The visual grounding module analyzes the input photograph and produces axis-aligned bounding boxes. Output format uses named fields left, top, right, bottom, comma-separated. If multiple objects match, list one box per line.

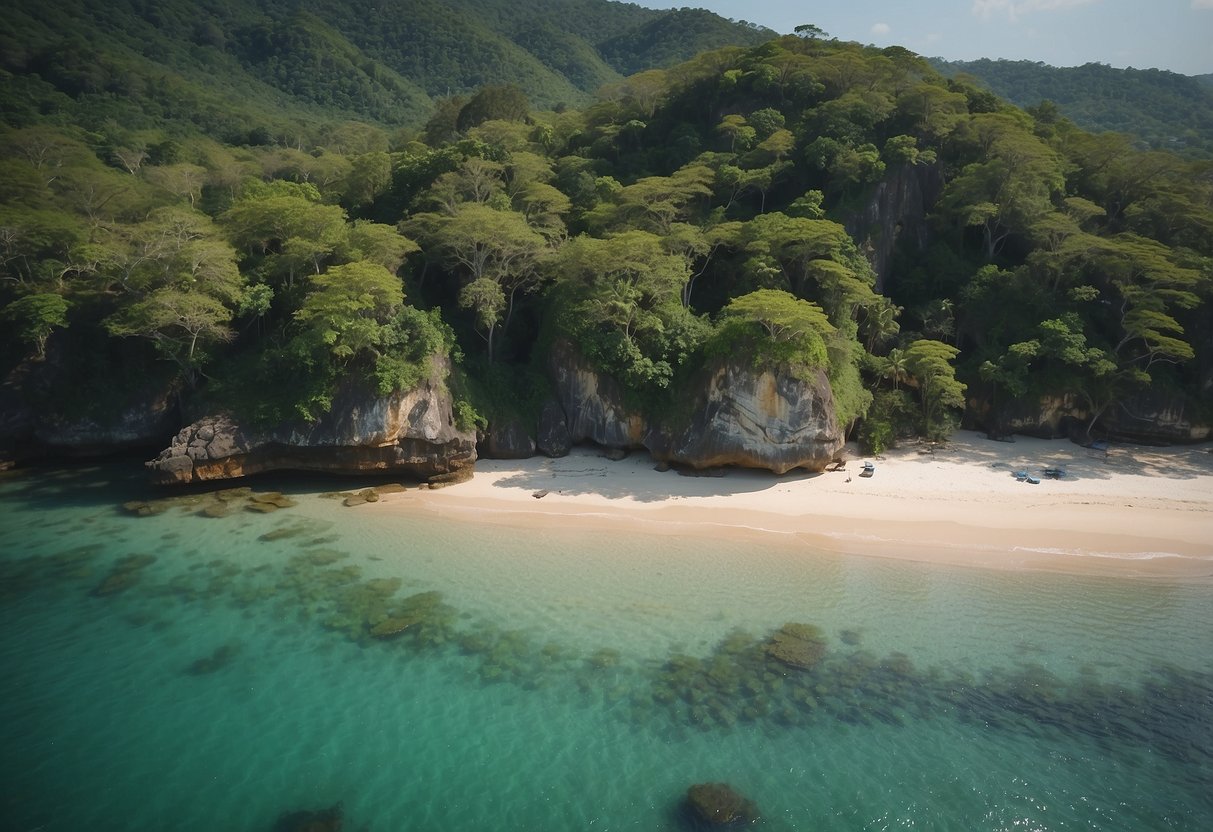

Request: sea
left=1, top=460, right=1210, bottom=832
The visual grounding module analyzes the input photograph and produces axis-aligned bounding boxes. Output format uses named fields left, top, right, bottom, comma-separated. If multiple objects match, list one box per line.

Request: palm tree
left=879, top=347, right=909, bottom=389
left=863, top=298, right=902, bottom=352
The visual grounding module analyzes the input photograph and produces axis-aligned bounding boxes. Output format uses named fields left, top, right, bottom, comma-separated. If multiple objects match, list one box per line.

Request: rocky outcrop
left=0, top=370, right=176, bottom=464
left=146, top=356, right=475, bottom=485
left=548, top=340, right=647, bottom=449
left=1098, top=392, right=1212, bottom=444
left=32, top=392, right=178, bottom=454
left=548, top=341, right=844, bottom=474
left=845, top=162, right=943, bottom=292
left=648, top=360, right=844, bottom=474
left=683, top=782, right=760, bottom=828
left=972, top=393, right=1087, bottom=440
left=971, top=390, right=1212, bottom=444
left=536, top=399, right=572, bottom=457
left=479, top=417, right=536, bottom=459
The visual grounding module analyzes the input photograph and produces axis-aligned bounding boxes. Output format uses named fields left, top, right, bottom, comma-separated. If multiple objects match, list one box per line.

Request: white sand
left=383, top=431, right=1213, bottom=579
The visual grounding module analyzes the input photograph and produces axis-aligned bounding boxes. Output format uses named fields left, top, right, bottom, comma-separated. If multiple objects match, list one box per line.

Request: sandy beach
left=383, top=431, right=1213, bottom=579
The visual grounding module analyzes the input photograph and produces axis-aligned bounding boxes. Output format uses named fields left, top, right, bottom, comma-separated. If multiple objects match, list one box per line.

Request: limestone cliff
left=0, top=349, right=177, bottom=463
left=546, top=340, right=844, bottom=473
left=971, top=390, right=1211, bottom=444
left=548, top=340, right=647, bottom=449
left=146, top=356, right=476, bottom=484
left=647, top=360, right=844, bottom=474
left=845, top=163, right=942, bottom=292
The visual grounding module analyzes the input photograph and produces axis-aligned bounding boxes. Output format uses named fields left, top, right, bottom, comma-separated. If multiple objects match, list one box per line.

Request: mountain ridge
left=930, top=57, right=1213, bottom=158
left=0, top=0, right=773, bottom=138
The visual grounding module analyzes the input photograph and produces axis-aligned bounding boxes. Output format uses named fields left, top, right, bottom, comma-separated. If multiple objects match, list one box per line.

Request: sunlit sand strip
left=376, top=431, right=1213, bottom=581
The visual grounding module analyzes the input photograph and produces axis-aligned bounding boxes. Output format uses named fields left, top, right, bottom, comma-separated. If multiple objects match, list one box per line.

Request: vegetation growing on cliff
left=2, top=16, right=1210, bottom=448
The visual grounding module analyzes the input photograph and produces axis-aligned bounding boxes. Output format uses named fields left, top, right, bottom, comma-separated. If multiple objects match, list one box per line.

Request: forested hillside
left=0, top=0, right=770, bottom=140
left=932, top=58, right=1213, bottom=158
left=2, top=25, right=1211, bottom=464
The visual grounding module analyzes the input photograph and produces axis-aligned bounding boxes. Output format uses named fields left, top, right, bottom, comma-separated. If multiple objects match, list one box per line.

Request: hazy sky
left=639, top=1, right=1213, bottom=75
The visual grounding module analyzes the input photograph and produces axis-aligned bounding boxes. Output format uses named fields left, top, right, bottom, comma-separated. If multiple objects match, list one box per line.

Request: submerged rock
left=271, top=803, right=343, bottom=832
left=684, top=782, right=760, bottom=827
left=90, top=554, right=156, bottom=597
left=185, top=643, right=240, bottom=675
left=369, top=614, right=422, bottom=639
left=765, top=622, right=828, bottom=671
left=146, top=356, right=476, bottom=486
left=250, top=492, right=297, bottom=509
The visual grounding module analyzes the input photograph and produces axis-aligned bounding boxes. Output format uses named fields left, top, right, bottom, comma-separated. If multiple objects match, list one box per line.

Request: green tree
left=904, top=339, right=966, bottom=438
left=714, top=289, right=834, bottom=373
left=556, top=230, right=705, bottom=390
left=105, top=289, right=235, bottom=385
left=294, top=261, right=403, bottom=363
left=411, top=203, right=548, bottom=362
left=2, top=292, right=69, bottom=358
left=457, top=85, right=530, bottom=132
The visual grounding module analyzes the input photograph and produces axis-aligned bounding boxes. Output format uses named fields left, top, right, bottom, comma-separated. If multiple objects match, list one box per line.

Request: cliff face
left=546, top=341, right=844, bottom=473
left=1098, top=393, right=1212, bottom=444
left=971, top=391, right=1211, bottom=444
left=548, top=340, right=648, bottom=449
left=0, top=353, right=177, bottom=464
left=146, top=356, right=476, bottom=484
left=648, top=361, right=844, bottom=474
left=845, top=163, right=942, bottom=293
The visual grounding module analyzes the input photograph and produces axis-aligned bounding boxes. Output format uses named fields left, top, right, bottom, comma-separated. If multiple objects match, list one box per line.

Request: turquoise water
left=1, top=463, right=1211, bottom=831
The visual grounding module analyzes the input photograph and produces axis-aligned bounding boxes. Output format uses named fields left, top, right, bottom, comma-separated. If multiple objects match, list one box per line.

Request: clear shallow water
left=1, top=463, right=1210, bottom=831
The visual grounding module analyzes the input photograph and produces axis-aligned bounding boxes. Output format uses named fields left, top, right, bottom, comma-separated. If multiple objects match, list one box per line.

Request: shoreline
left=376, top=431, right=1213, bottom=581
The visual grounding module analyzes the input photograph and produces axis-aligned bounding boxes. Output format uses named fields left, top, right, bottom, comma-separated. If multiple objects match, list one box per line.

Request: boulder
left=684, top=782, right=760, bottom=827
left=648, top=361, right=844, bottom=474
left=536, top=399, right=572, bottom=457
left=549, top=341, right=844, bottom=474
left=479, top=417, right=536, bottom=459
left=146, top=356, right=476, bottom=485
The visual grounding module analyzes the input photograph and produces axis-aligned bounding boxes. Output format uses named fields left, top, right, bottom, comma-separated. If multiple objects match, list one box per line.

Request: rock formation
left=536, top=399, right=572, bottom=457
left=684, top=782, right=760, bottom=827
left=648, top=360, right=844, bottom=474
left=0, top=369, right=176, bottom=465
left=548, top=340, right=647, bottom=450
left=845, top=162, right=943, bottom=293
left=547, top=341, right=843, bottom=474
left=478, top=416, right=536, bottom=459
left=146, top=356, right=475, bottom=485
left=972, top=390, right=1212, bottom=444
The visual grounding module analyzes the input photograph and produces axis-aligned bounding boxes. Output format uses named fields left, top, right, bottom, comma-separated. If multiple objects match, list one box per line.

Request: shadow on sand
left=491, top=449, right=823, bottom=503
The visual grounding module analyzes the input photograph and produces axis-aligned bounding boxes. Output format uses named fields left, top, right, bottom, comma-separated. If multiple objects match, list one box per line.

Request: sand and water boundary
left=377, top=431, right=1213, bottom=580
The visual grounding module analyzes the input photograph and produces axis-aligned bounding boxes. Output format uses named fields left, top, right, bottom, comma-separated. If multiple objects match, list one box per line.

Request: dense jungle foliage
left=0, top=0, right=770, bottom=137
left=2, top=16, right=1211, bottom=451
left=932, top=58, right=1213, bottom=159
